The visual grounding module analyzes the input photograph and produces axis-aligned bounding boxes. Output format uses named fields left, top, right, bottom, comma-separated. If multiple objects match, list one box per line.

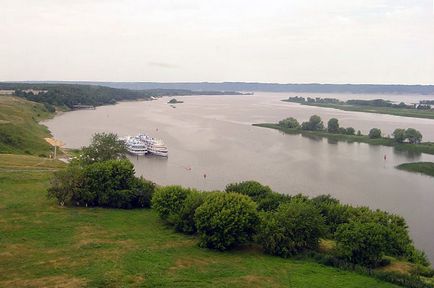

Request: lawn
left=0, top=155, right=399, bottom=288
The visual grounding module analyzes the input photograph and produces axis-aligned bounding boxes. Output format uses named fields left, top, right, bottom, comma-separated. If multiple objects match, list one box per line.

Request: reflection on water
left=44, top=92, right=434, bottom=263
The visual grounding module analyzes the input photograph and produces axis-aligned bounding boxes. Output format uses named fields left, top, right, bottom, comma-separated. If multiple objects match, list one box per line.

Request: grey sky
left=1, top=0, right=433, bottom=84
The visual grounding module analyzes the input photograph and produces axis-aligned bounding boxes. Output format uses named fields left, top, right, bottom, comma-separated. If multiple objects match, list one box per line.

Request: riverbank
left=282, top=100, right=434, bottom=120
left=396, top=162, right=434, bottom=177
left=253, top=123, right=434, bottom=155
left=0, top=154, right=404, bottom=288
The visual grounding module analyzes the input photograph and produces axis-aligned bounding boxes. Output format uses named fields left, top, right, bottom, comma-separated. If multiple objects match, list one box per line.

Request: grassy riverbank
left=396, top=162, right=434, bottom=177
left=253, top=123, right=434, bottom=155
left=0, top=95, right=55, bottom=155
left=0, top=154, right=401, bottom=288
left=282, top=101, right=434, bottom=120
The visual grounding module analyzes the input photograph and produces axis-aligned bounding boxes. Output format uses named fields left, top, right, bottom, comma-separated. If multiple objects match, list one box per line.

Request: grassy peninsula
left=396, top=162, right=434, bottom=177
left=253, top=117, right=434, bottom=155
left=282, top=97, right=434, bottom=120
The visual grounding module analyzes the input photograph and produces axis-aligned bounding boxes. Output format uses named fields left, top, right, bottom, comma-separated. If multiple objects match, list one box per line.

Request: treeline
left=47, top=133, right=434, bottom=288
left=285, top=96, right=433, bottom=110
left=278, top=115, right=423, bottom=143
left=0, top=83, right=241, bottom=109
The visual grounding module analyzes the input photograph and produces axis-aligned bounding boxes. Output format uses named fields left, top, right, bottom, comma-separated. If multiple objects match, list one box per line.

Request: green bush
left=173, top=190, right=207, bottom=234
left=256, top=192, right=291, bottom=212
left=278, top=117, right=300, bottom=129
left=335, top=221, right=388, bottom=267
left=48, top=159, right=155, bottom=209
left=225, top=180, right=272, bottom=202
left=257, top=200, right=325, bottom=257
left=128, top=177, right=156, bottom=208
left=152, top=186, right=192, bottom=222
left=195, top=192, right=259, bottom=251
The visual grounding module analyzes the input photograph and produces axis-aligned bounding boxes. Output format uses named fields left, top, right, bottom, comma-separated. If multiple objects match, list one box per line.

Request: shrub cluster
left=48, top=159, right=155, bottom=209
left=152, top=180, right=430, bottom=271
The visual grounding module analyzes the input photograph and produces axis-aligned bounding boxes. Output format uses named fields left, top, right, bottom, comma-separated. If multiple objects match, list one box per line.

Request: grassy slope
left=282, top=101, right=434, bottom=120
left=253, top=123, right=434, bottom=155
left=0, top=95, right=54, bottom=156
left=0, top=155, right=399, bottom=288
left=396, top=162, right=434, bottom=177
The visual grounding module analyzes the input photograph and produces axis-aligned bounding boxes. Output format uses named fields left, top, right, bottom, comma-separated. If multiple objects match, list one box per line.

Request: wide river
left=44, top=92, right=434, bottom=262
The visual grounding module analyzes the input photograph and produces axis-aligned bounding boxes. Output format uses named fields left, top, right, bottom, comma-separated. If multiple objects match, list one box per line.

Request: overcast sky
left=1, top=0, right=433, bottom=84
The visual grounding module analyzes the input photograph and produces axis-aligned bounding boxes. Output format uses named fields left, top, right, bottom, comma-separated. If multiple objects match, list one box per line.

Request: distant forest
left=0, top=83, right=242, bottom=109
left=23, top=81, right=434, bottom=95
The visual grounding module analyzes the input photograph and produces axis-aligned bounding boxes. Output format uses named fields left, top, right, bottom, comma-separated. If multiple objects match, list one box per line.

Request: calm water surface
left=45, top=93, right=434, bottom=262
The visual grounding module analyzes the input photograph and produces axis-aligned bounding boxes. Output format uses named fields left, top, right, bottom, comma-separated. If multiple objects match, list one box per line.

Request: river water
left=44, top=92, right=434, bottom=262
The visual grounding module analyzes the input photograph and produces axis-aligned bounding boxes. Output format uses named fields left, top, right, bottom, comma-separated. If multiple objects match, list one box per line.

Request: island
left=253, top=115, right=434, bottom=155
left=396, top=162, right=434, bottom=177
left=282, top=96, right=434, bottom=120
left=167, top=98, right=184, bottom=104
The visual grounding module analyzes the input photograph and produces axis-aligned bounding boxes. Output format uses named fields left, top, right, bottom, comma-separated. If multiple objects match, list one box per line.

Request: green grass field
left=282, top=101, right=434, bottom=120
left=0, top=95, right=55, bottom=156
left=396, top=162, right=434, bottom=177
left=0, top=155, right=400, bottom=288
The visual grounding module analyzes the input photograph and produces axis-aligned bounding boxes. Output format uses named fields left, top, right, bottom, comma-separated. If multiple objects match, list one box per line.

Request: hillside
left=0, top=83, right=243, bottom=109
left=0, top=154, right=400, bottom=287
left=0, top=95, right=54, bottom=155
left=31, top=81, right=434, bottom=95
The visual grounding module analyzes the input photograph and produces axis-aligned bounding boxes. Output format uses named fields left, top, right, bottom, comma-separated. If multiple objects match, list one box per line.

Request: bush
left=128, top=177, right=156, bottom=208
left=225, top=181, right=272, bottom=202
left=346, top=127, right=355, bottom=135
left=48, top=165, right=83, bottom=206
left=335, top=221, right=388, bottom=267
left=278, top=117, right=300, bottom=129
left=173, top=191, right=207, bottom=234
left=48, top=159, right=155, bottom=209
left=368, top=128, right=382, bottom=139
left=195, top=192, right=259, bottom=251
left=80, top=159, right=135, bottom=207
left=152, top=186, right=192, bottom=222
left=257, top=200, right=325, bottom=257
left=256, top=192, right=291, bottom=212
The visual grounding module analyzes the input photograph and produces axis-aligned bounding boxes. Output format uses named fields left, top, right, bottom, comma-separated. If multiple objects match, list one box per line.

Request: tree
left=357, top=130, right=362, bottom=136
left=346, top=127, right=355, bottom=135
left=405, top=128, right=422, bottom=144
left=258, top=200, right=325, bottom=257
left=278, top=117, right=300, bottom=129
left=392, top=128, right=406, bottom=143
left=327, top=118, right=339, bottom=133
left=225, top=180, right=272, bottom=202
left=195, top=192, right=259, bottom=251
left=152, top=186, right=192, bottom=222
left=47, top=165, right=83, bottom=206
left=368, top=128, right=382, bottom=139
left=301, top=115, right=324, bottom=131
left=335, top=221, right=388, bottom=267
left=80, top=132, right=127, bottom=165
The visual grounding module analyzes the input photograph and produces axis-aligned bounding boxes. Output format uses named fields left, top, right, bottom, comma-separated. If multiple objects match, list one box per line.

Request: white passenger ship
left=121, top=133, right=168, bottom=157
